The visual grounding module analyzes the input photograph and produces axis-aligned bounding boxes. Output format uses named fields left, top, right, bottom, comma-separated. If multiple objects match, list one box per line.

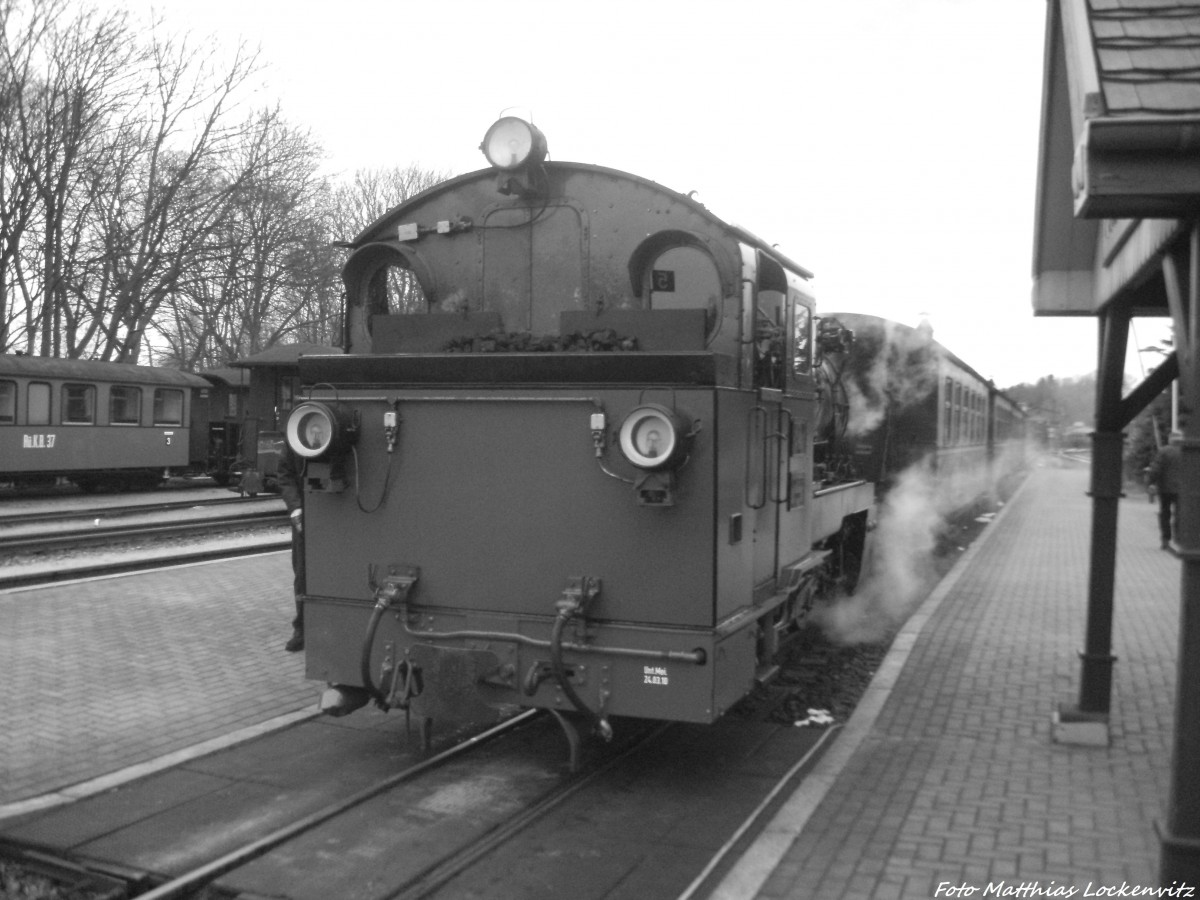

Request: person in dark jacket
left=1148, top=431, right=1183, bottom=550
left=276, top=447, right=306, bottom=650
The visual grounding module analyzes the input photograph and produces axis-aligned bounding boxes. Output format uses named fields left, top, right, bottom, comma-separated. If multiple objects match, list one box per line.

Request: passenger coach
left=826, top=313, right=1028, bottom=508
left=0, top=354, right=209, bottom=491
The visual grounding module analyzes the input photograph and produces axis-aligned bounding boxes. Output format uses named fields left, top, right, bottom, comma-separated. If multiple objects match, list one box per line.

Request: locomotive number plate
left=651, top=269, right=675, bottom=292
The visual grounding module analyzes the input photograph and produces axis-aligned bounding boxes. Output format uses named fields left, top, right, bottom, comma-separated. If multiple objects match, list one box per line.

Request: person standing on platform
left=277, top=448, right=306, bottom=650
left=1149, top=431, right=1183, bottom=550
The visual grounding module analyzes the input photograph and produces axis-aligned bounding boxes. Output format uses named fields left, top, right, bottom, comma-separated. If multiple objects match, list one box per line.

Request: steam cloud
left=841, top=317, right=939, bottom=439
left=813, top=462, right=944, bottom=645
left=811, top=313, right=1033, bottom=647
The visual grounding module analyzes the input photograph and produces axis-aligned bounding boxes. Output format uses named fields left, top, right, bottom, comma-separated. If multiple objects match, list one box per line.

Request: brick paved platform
left=714, top=463, right=1180, bottom=899
left=0, top=552, right=318, bottom=817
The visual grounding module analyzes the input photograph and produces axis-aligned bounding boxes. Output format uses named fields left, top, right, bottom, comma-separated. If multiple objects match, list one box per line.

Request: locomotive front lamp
left=285, top=400, right=358, bottom=461
left=617, top=404, right=693, bottom=471
left=480, top=116, right=547, bottom=171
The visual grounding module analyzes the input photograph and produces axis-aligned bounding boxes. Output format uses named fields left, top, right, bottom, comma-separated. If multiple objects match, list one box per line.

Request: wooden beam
left=1118, top=352, right=1179, bottom=430
left=1077, top=149, right=1200, bottom=219
left=1163, top=230, right=1198, bottom=403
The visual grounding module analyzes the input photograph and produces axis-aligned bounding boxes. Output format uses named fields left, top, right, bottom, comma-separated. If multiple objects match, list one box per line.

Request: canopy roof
left=1033, top=0, right=1200, bottom=316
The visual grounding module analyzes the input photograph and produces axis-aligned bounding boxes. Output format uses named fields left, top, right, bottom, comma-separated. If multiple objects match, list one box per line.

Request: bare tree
left=82, top=26, right=262, bottom=362
left=0, top=1, right=263, bottom=361
left=0, top=0, right=63, bottom=351
left=21, top=3, right=143, bottom=357
left=323, top=163, right=451, bottom=316
left=155, top=110, right=338, bottom=367
left=0, top=0, right=452, bottom=370
left=327, top=163, right=450, bottom=241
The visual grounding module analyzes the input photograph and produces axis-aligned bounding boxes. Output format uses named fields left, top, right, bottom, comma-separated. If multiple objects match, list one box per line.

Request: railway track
left=137, top=712, right=673, bottom=900
left=133, top=709, right=549, bottom=900
left=0, top=493, right=269, bottom=527
left=2, top=710, right=836, bottom=900
left=0, top=496, right=291, bottom=589
left=0, top=506, right=286, bottom=553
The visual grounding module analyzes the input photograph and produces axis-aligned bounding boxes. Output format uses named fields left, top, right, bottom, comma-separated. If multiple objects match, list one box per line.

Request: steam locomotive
left=819, top=312, right=1028, bottom=513
left=285, top=117, right=877, bottom=747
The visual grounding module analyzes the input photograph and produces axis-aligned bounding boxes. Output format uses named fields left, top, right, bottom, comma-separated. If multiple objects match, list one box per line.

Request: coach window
left=28, top=382, right=50, bottom=425
left=153, top=388, right=185, bottom=426
left=0, top=381, right=14, bottom=424
left=954, top=382, right=964, bottom=444
left=110, top=385, right=141, bottom=425
left=63, top=384, right=95, bottom=424
left=942, top=378, right=953, bottom=444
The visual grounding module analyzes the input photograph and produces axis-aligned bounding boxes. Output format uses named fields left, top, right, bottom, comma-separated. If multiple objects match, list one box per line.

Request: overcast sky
left=97, top=0, right=1174, bottom=389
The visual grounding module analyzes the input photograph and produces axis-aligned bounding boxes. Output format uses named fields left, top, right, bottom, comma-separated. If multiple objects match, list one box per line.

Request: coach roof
left=0, top=354, right=209, bottom=387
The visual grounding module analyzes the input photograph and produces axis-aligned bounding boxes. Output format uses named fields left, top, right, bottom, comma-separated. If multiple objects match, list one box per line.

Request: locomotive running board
left=715, top=551, right=831, bottom=640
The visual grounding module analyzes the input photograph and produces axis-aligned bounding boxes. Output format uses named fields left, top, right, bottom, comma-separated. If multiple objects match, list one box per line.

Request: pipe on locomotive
left=360, top=566, right=706, bottom=721
left=549, top=578, right=613, bottom=741
left=361, top=568, right=421, bottom=709
left=399, top=620, right=708, bottom=665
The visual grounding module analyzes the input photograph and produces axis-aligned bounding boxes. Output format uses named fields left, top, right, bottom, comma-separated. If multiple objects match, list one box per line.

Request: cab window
left=792, top=302, right=813, bottom=378
left=754, top=289, right=786, bottom=389
left=367, top=261, right=428, bottom=316
left=647, top=245, right=721, bottom=320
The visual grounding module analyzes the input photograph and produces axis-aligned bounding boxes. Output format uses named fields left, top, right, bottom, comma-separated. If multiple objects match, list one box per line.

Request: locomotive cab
left=288, top=118, right=875, bottom=744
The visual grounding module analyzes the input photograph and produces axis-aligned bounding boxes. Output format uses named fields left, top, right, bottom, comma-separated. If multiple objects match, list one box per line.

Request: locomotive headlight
left=286, top=401, right=358, bottom=460
left=618, top=404, right=693, bottom=470
left=480, top=116, right=547, bottom=171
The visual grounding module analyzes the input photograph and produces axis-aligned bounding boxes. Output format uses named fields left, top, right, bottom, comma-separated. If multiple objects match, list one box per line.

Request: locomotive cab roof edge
left=346, top=159, right=814, bottom=283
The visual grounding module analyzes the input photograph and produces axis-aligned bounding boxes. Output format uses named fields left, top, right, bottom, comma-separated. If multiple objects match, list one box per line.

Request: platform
left=714, top=462, right=1179, bottom=898
left=0, top=551, right=318, bottom=817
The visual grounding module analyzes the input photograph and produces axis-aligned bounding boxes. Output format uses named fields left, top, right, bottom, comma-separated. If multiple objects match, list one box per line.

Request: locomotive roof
left=229, top=343, right=342, bottom=368
left=0, top=354, right=209, bottom=387
left=347, top=161, right=815, bottom=282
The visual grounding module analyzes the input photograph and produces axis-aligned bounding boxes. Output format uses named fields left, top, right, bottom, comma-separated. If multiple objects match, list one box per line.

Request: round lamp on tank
left=285, top=401, right=357, bottom=460
left=480, top=116, right=548, bottom=171
left=617, top=404, right=694, bottom=471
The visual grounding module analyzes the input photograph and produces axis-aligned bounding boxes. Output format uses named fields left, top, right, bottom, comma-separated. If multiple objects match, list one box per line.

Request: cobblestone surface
left=749, top=464, right=1176, bottom=899
left=0, top=552, right=315, bottom=807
